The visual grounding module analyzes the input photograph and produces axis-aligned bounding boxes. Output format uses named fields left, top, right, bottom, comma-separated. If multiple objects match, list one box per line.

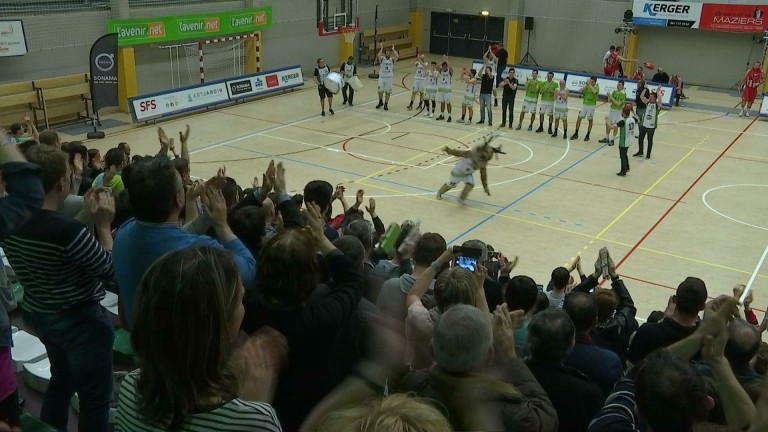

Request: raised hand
left=91, top=189, right=115, bottom=226
left=303, top=202, right=326, bottom=243
left=157, top=127, right=170, bottom=146
left=237, top=327, right=288, bottom=402
left=365, top=198, right=376, bottom=216
left=179, top=124, right=190, bottom=144
left=201, top=185, right=228, bottom=228
left=355, top=189, right=364, bottom=206
left=274, top=162, right=286, bottom=194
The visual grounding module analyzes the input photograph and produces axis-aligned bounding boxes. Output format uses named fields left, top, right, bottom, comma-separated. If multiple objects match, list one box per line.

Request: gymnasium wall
left=0, top=0, right=411, bottom=95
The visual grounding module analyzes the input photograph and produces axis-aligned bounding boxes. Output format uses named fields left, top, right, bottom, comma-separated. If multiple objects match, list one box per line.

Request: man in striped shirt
left=2, top=145, right=116, bottom=431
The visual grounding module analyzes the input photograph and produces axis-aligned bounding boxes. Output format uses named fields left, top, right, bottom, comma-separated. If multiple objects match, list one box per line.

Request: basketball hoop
left=340, top=26, right=357, bottom=44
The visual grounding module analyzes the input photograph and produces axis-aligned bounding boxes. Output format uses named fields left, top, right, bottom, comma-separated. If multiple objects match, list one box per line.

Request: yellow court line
left=353, top=129, right=482, bottom=184
left=594, top=135, right=707, bottom=239
left=354, top=179, right=768, bottom=280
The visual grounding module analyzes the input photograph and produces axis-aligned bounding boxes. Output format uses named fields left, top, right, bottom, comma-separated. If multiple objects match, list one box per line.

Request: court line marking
left=740, top=244, right=768, bottom=304
left=701, top=184, right=768, bottom=231
left=593, top=134, right=707, bottom=240
left=614, top=116, right=760, bottom=271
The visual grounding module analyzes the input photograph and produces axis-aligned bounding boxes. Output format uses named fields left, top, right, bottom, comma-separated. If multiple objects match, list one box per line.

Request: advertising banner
left=108, top=7, right=272, bottom=46
left=699, top=4, right=768, bottom=32
left=130, top=65, right=304, bottom=122
left=225, top=66, right=304, bottom=100
left=632, top=1, right=768, bottom=32
left=566, top=72, right=676, bottom=107
left=470, top=61, right=566, bottom=83
left=760, top=94, right=768, bottom=117
left=0, top=20, right=27, bottom=57
left=89, top=34, right=119, bottom=112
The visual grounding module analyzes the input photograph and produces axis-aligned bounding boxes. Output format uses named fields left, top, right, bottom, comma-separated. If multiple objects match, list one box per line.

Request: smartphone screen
left=454, top=255, right=479, bottom=272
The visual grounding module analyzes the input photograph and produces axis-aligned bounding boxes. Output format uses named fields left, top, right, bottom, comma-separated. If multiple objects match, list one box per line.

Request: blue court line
left=224, top=144, right=505, bottom=209
left=448, top=143, right=607, bottom=244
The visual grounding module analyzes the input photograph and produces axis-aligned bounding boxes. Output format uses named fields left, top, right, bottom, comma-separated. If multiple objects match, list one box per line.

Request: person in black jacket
left=570, top=249, right=638, bottom=368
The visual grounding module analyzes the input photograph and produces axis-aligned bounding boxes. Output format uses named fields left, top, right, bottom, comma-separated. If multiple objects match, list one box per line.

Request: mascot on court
left=436, top=134, right=506, bottom=204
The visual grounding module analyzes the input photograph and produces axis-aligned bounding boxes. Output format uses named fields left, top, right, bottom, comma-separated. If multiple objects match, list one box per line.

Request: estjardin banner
left=632, top=1, right=768, bottom=32
left=107, top=7, right=272, bottom=46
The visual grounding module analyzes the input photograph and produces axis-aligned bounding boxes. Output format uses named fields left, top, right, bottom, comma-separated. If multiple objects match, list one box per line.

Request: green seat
left=20, top=412, right=61, bottom=431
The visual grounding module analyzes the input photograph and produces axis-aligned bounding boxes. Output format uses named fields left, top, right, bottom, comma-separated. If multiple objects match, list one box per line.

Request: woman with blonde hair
left=316, top=394, right=451, bottom=432
left=116, top=245, right=284, bottom=432
left=404, top=247, right=490, bottom=369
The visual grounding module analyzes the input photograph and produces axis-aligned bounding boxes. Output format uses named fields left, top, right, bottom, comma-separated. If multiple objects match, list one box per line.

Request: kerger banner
left=633, top=1, right=768, bottom=32
left=89, top=33, right=119, bottom=111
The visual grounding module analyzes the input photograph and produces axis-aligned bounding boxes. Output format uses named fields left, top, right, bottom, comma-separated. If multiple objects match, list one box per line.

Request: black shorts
left=318, top=86, right=333, bottom=99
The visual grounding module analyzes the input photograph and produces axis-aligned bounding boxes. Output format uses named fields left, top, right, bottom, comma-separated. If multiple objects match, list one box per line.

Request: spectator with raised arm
left=241, top=201, right=363, bottom=431
left=113, top=156, right=256, bottom=327
left=1, top=145, right=116, bottom=431
left=397, top=304, right=559, bottom=431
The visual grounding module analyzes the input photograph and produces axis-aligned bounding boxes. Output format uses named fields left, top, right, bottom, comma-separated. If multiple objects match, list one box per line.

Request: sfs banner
left=89, top=33, right=119, bottom=112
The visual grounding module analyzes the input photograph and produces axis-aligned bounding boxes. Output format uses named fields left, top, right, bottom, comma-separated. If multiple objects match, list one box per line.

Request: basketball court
left=60, top=54, right=768, bottom=324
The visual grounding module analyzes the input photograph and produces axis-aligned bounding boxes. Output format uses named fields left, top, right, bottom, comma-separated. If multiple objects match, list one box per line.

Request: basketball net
left=340, top=26, right=357, bottom=44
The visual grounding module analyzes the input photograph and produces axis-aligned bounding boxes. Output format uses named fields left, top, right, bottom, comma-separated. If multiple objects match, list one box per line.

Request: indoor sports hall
left=1, top=0, right=768, bottom=430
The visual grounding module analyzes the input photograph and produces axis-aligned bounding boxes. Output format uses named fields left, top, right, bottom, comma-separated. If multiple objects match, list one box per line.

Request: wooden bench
left=0, top=82, right=38, bottom=130
left=32, top=74, right=92, bottom=129
left=362, top=23, right=418, bottom=60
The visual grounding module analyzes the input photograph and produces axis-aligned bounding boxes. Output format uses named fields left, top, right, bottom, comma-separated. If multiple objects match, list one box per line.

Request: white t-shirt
left=415, top=62, right=426, bottom=80
left=379, top=57, right=395, bottom=78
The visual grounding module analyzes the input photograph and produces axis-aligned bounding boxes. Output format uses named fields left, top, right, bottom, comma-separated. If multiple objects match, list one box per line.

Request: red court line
left=615, top=116, right=759, bottom=271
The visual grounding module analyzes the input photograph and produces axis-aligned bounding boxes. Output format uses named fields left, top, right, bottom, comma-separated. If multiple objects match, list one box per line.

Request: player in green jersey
left=516, top=69, right=541, bottom=131
left=570, top=76, right=600, bottom=141
left=601, top=80, right=627, bottom=145
left=536, top=71, right=559, bottom=135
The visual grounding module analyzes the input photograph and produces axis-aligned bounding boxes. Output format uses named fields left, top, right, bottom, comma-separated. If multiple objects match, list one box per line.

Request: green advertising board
left=107, top=7, right=272, bottom=46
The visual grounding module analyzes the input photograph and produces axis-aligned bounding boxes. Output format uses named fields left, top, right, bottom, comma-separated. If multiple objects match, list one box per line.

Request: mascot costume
left=436, top=134, right=506, bottom=204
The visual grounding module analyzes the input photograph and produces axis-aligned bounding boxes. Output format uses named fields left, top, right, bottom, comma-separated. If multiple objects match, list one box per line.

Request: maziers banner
left=89, top=33, right=119, bottom=112
left=633, top=1, right=768, bottom=32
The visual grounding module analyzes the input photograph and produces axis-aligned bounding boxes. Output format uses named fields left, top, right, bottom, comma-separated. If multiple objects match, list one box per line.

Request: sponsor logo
left=713, top=16, right=762, bottom=26
left=254, top=77, right=265, bottom=88
left=643, top=3, right=691, bottom=17
left=229, top=80, right=253, bottom=96
left=0, top=24, right=13, bottom=36
left=117, top=22, right=165, bottom=39
left=266, top=74, right=279, bottom=88
left=95, top=53, right=115, bottom=72
left=281, top=72, right=300, bottom=83
left=254, top=11, right=268, bottom=25
left=139, top=100, right=157, bottom=112
left=178, top=18, right=220, bottom=34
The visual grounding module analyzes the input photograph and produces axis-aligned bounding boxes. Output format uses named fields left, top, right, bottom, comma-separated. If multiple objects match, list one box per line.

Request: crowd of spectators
left=1, top=122, right=768, bottom=432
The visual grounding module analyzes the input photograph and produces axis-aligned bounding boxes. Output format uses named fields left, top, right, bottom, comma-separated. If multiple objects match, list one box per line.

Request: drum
left=348, top=75, right=364, bottom=91
left=324, top=72, right=343, bottom=94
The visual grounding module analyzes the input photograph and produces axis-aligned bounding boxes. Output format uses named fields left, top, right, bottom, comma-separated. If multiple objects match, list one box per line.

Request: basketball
left=643, top=62, right=656, bottom=70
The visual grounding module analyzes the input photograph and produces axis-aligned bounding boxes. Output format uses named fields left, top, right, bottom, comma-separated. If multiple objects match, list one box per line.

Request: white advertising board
left=225, top=66, right=303, bottom=100
left=760, top=94, right=768, bottom=117
left=132, top=82, right=229, bottom=121
left=0, top=20, right=28, bottom=57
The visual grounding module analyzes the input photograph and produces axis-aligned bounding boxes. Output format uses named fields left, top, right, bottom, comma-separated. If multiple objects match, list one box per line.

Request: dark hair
left=635, top=350, right=709, bottom=432
left=104, top=148, right=126, bottom=169
left=594, top=288, right=618, bottom=322
left=344, top=220, right=373, bottom=250
left=118, top=142, right=130, bottom=154
left=257, top=229, right=319, bottom=304
left=504, top=275, right=539, bottom=313
left=304, top=180, right=334, bottom=213
left=127, top=157, right=182, bottom=223
left=563, top=292, right=598, bottom=333
left=132, top=155, right=144, bottom=164
left=333, top=236, right=365, bottom=269
left=9, top=123, right=22, bottom=135
left=291, top=194, right=304, bottom=209
left=222, top=177, right=243, bottom=209
left=532, top=69, right=538, bottom=73
left=675, top=277, right=707, bottom=315
left=228, top=206, right=266, bottom=253
left=550, top=267, right=570, bottom=290
left=18, top=139, right=38, bottom=154
left=38, top=130, right=60, bottom=147
left=533, top=291, right=549, bottom=315
left=754, top=342, right=768, bottom=376
left=132, top=246, right=242, bottom=430
left=412, top=233, right=446, bottom=267
left=528, top=308, right=575, bottom=363
left=67, top=141, right=87, bottom=165
left=610, top=45, right=616, bottom=50
left=87, top=148, right=101, bottom=166
left=589, top=76, right=598, bottom=82
left=23, top=145, right=67, bottom=193
left=113, top=189, right=134, bottom=229
left=647, top=310, right=665, bottom=323
left=724, top=319, right=761, bottom=365
left=618, top=80, right=625, bottom=85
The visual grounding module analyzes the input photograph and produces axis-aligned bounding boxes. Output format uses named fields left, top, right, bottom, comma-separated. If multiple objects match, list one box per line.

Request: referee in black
left=499, top=68, right=518, bottom=128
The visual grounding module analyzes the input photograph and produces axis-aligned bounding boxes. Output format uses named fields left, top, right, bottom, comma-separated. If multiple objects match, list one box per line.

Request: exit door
left=430, top=12, right=505, bottom=59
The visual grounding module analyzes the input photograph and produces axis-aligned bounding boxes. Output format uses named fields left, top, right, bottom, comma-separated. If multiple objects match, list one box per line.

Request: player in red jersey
left=739, top=61, right=764, bottom=118
left=604, top=46, right=635, bottom=77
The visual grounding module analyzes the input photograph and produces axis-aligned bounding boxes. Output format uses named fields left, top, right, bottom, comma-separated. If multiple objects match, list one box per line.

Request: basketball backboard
left=318, top=0, right=359, bottom=36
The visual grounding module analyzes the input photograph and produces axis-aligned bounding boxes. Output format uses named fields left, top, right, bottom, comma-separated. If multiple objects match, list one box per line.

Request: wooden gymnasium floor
left=68, top=54, right=768, bottom=327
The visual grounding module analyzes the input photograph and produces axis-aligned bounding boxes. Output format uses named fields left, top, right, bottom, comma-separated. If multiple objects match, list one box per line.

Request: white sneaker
left=746, top=111, right=751, bottom=118
left=739, top=110, right=744, bottom=117
left=424, top=110, right=430, bottom=117
left=429, top=113, right=434, bottom=118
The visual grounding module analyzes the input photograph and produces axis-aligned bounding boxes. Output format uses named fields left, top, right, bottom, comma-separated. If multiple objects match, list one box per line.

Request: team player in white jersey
left=483, top=45, right=499, bottom=106
left=376, top=45, right=399, bottom=111
left=408, top=54, right=428, bottom=111
left=436, top=55, right=453, bottom=123
left=460, top=68, right=478, bottom=125
left=423, top=61, right=439, bottom=118
left=551, top=80, right=569, bottom=139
